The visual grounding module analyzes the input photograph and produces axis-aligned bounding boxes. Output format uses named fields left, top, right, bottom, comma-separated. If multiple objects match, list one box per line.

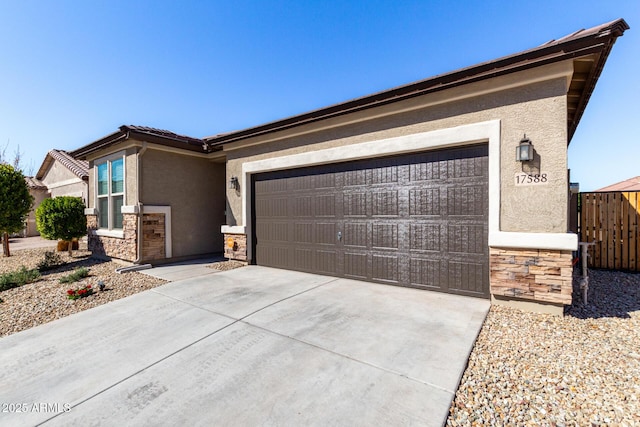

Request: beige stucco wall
left=223, top=61, right=572, bottom=234
left=141, top=149, right=226, bottom=257
left=25, top=188, right=49, bottom=236
left=40, top=160, right=88, bottom=205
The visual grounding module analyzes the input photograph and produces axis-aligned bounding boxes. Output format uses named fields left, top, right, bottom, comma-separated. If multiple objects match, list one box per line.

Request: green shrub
left=37, top=251, right=65, bottom=272
left=0, top=266, right=41, bottom=292
left=36, top=196, right=86, bottom=256
left=59, top=267, right=90, bottom=284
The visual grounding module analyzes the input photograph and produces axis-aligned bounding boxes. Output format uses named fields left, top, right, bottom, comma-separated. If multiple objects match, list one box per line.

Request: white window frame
left=95, top=151, right=126, bottom=233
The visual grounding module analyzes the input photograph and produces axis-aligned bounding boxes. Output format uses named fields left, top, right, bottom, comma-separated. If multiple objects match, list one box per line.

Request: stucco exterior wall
left=141, top=149, right=226, bottom=258
left=25, top=188, right=49, bottom=237
left=40, top=160, right=88, bottom=205
left=223, top=62, right=571, bottom=234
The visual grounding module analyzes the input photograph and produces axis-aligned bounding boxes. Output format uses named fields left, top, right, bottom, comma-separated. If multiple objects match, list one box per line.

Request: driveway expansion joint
left=39, top=277, right=341, bottom=424
left=240, top=319, right=456, bottom=395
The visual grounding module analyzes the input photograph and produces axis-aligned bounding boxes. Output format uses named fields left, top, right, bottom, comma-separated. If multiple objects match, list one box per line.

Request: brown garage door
left=252, top=145, right=489, bottom=298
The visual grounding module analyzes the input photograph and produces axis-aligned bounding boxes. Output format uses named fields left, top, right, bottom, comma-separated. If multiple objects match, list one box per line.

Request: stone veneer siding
left=490, top=248, right=573, bottom=305
left=87, top=214, right=138, bottom=262
left=142, top=213, right=165, bottom=261
left=224, top=233, right=247, bottom=261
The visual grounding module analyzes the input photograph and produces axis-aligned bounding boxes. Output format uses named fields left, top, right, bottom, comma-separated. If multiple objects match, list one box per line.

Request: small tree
left=36, top=197, right=87, bottom=257
left=0, top=164, right=33, bottom=257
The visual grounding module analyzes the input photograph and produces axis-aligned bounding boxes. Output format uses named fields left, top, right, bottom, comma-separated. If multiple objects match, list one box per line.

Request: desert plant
left=59, top=267, right=90, bottom=284
left=0, top=266, right=41, bottom=292
left=37, top=250, right=65, bottom=272
left=36, top=197, right=86, bottom=257
left=0, top=164, right=33, bottom=257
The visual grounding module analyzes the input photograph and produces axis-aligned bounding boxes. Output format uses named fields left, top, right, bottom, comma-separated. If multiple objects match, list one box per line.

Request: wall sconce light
left=516, top=135, right=534, bottom=162
left=229, top=176, right=239, bottom=190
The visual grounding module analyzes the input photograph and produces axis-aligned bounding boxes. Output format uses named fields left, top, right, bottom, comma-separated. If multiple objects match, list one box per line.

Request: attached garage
left=215, top=19, right=628, bottom=313
left=253, top=145, right=489, bottom=298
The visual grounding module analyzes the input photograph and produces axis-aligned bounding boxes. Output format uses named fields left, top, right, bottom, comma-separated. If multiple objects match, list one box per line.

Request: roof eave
left=70, top=127, right=207, bottom=159
left=205, top=18, right=629, bottom=147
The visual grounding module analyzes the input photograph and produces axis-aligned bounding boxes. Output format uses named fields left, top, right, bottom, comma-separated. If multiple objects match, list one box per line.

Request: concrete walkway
left=139, top=256, right=224, bottom=281
left=1, top=236, right=57, bottom=253
left=0, top=266, right=489, bottom=426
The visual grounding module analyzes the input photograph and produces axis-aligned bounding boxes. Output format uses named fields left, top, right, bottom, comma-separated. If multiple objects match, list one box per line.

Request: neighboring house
left=23, top=177, right=48, bottom=237
left=71, top=19, right=628, bottom=314
left=22, top=150, right=89, bottom=237
left=70, top=126, right=226, bottom=263
left=36, top=149, right=89, bottom=202
left=595, top=176, right=640, bottom=192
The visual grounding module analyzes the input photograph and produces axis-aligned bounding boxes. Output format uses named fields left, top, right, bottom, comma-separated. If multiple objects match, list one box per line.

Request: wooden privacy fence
left=580, top=191, right=640, bottom=271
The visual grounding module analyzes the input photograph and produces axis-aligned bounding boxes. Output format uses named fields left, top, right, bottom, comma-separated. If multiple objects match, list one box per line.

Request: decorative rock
left=447, top=269, right=640, bottom=426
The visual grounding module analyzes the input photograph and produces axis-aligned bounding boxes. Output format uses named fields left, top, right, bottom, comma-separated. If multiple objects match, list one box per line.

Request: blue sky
left=0, top=0, right=637, bottom=191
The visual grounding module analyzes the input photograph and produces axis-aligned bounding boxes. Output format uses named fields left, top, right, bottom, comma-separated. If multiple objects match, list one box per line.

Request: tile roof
left=203, top=18, right=629, bottom=148
left=596, top=176, right=640, bottom=192
left=121, top=125, right=204, bottom=146
left=71, top=125, right=206, bottom=159
left=36, top=149, right=89, bottom=180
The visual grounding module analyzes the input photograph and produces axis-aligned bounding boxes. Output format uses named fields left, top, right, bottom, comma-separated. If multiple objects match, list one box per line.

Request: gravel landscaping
left=447, top=269, right=640, bottom=426
left=3, top=246, right=639, bottom=425
left=0, top=246, right=168, bottom=337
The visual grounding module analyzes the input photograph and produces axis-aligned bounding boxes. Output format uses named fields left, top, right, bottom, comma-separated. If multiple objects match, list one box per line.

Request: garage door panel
left=344, top=222, right=368, bottom=248
left=410, top=223, right=442, bottom=252
left=316, top=222, right=338, bottom=245
left=409, top=188, right=441, bottom=216
left=255, top=179, right=288, bottom=193
left=344, top=192, right=368, bottom=217
left=253, top=145, right=489, bottom=298
left=445, top=261, right=487, bottom=296
left=372, top=223, right=399, bottom=250
left=316, top=250, right=338, bottom=275
left=372, top=254, right=399, bottom=284
left=314, top=173, right=336, bottom=189
left=293, top=223, right=314, bottom=244
left=256, top=244, right=290, bottom=269
left=409, top=258, right=442, bottom=289
left=344, top=252, right=368, bottom=279
left=314, top=195, right=337, bottom=217
left=293, top=196, right=313, bottom=217
left=371, top=190, right=399, bottom=217
left=447, top=224, right=486, bottom=255
left=370, top=165, right=399, bottom=184
left=293, top=248, right=314, bottom=271
left=256, top=221, right=289, bottom=242
left=446, top=186, right=487, bottom=217
left=255, top=197, right=289, bottom=217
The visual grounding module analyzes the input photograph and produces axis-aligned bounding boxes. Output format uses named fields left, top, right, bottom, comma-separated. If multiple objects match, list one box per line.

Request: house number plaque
left=514, top=172, right=549, bottom=186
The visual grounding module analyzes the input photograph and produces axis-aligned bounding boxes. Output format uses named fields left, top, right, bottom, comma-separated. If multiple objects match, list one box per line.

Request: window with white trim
left=96, top=154, right=125, bottom=230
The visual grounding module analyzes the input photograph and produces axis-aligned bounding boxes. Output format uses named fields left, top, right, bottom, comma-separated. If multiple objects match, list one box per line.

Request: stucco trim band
left=121, top=205, right=140, bottom=214
left=489, top=231, right=578, bottom=251
left=44, top=177, right=84, bottom=189
left=93, top=229, right=125, bottom=239
left=142, top=205, right=172, bottom=258
left=221, top=225, right=246, bottom=234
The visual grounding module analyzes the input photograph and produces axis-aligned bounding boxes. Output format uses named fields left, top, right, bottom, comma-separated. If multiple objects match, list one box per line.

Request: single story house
left=22, top=150, right=89, bottom=237
left=71, top=19, right=628, bottom=314
left=71, top=126, right=226, bottom=263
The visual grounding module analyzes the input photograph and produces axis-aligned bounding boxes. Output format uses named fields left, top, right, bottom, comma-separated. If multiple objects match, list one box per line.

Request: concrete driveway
left=0, top=266, right=489, bottom=426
